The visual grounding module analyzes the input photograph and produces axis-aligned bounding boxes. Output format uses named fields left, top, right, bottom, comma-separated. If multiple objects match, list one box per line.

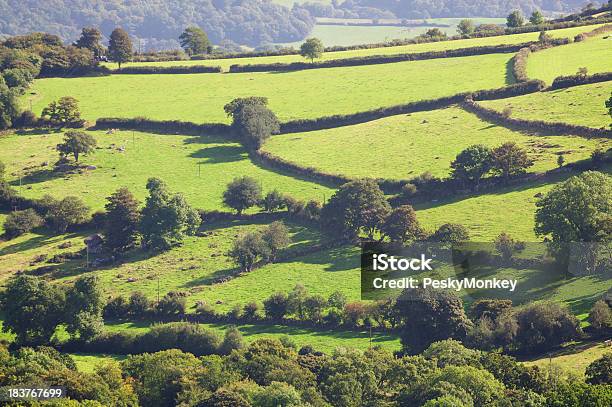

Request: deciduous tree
left=491, top=142, right=533, bottom=182
left=300, top=38, right=324, bottom=62
left=104, top=187, right=141, bottom=252
left=321, top=179, right=390, bottom=240
left=108, top=28, right=133, bottom=68
left=179, top=26, right=212, bottom=55
left=56, top=130, right=96, bottom=162
left=223, top=176, right=262, bottom=215
left=450, top=145, right=492, bottom=189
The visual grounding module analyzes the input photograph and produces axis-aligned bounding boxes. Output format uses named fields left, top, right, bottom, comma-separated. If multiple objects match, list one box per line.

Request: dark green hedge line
left=228, top=42, right=543, bottom=73
left=462, top=100, right=612, bottom=139
left=550, top=72, right=612, bottom=89
left=94, top=117, right=231, bottom=136
left=60, top=322, right=225, bottom=357
left=112, top=65, right=222, bottom=74
left=279, top=81, right=546, bottom=134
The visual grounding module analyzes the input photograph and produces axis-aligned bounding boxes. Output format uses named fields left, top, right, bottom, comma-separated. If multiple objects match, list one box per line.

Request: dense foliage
left=0, top=0, right=315, bottom=49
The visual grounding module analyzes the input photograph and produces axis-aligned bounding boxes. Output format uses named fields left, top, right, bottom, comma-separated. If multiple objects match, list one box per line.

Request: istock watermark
left=360, top=241, right=611, bottom=302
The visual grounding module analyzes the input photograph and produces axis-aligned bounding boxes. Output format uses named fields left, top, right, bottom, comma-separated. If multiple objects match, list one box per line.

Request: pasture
left=263, top=106, right=609, bottom=180
left=28, top=53, right=513, bottom=123
left=480, top=81, right=612, bottom=128
left=102, top=24, right=604, bottom=71
left=0, top=130, right=332, bottom=211
left=527, top=33, right=612, bottom=84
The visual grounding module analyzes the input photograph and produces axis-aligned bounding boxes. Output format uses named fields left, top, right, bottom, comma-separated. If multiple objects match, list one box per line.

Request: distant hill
left=0, top=0, right=315, bottom=50
left=298, top=0, right=604, bottom=19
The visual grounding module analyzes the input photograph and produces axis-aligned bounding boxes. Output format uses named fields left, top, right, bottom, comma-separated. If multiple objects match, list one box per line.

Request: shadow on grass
left=0, top=232, right=79, bottom=257
left=189, top=145, right=245, bottom=164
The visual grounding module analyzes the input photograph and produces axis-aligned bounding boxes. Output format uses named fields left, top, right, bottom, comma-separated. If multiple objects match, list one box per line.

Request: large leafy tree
left=491, top=142, right=533, bottom=182
left=0, top=80, right=20, bottom=129
left=507, top=10, right=524, bottom=27
left=321, top=179, right=391, bottom=240
left=74, top=27, right=105, bottom=58
left=456, top=19, right=475, bottom=36
left=529, top=10, right=545, bottom=25
left=450, top=144, right=492, bottom=189
left=64, top=275, right=105, bottom=340
left=108, top=28, right=132, bottom=68
left=535, top=171, right=611, bottom=257
left=44, top=195, right=90, bottom=233
left=41, top=96, right=81, bottom=126
left=606, top=92, right=612, bottom=128
left=104, top=187, right=141, bottom=252
left=300, top=37, right=324, bottom=62
left=139, top=178, right=200, bottom=251
left=56, top=130, right=96, bottom=162
left=381, top=204, right=423, bottom=243
left=179, top=26, right=212, bottom=55
left=222, top=176, right=262, bottom=215
left=394, top=288, right=472, bottom=354
left=229, top=231, right=270, bottom=272
left=0, top=275, right=65, bottom=345
left=224, top=97, right=279, bottom=149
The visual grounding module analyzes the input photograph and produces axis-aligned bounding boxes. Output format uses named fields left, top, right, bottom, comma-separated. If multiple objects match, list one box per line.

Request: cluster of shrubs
left=463, top=99, right=612, bottom=138
left=131, top=49, right=189, bottom=62
left=112, top=65, right=222, bottom=74
left=62, top=321, right=243, bottom=357
left=1, top=193, right=91, bottom=239
left=228, top=42, right=538, bottom=73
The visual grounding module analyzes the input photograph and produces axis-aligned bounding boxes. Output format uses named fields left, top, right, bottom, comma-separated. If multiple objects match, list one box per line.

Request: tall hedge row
left=279, top=81, right=545, bottom=134
left=550, top=72, right=612, bottom=89
left=112, top=65, right=222, bottom=74
left=462, top=100, right=612, bottom=138
left=94, top=117, right=231, bottom=136
left=228, top=42, right=540, bottom=73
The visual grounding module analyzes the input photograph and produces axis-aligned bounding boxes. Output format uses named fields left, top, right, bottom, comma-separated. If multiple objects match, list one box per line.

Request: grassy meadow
left=28, top=53, right=513, bottom=123
left=0, top=130, right=333, bottom=211
left=523, top=342, right=612, bottom=377
left=527, top=33, right=612, bottom=84
left=480, top=81, right=612, bottom=128
left=263, top=106, right=609, bottom=180
left=102, top=24, right=603, bottom=71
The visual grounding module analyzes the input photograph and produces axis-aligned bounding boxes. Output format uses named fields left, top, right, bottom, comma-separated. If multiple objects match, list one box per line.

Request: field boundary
left=227, top=42, right=565, bottom=73
left=112, top=65, right=222, bottom=74
left=462, top=99, right=612, bottom=138
left=279, top=81, right=546, bottom=133
left=550, top=73, right=612, bottom=89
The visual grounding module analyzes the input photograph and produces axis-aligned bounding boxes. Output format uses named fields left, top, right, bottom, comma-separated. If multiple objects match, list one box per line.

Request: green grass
left=102, top=24, right=603, bottom=71
left=69, top=353, right=126, bottom=373
left=29, top=53, right=512, bottom=124
left=0, top=130, right=332, bottom=211
left=528, top=34, right=612, bottom=84
left=0, top=217, right=322, bottom=297
left=263, top=106, right=609, bottom=180
left=523, top=341, right=611, bottom=377
left=104, top=320, right=401, bottom=353
left=189, top=245, right=361, bottom=312
left=480, top=81, right=612, bottom=128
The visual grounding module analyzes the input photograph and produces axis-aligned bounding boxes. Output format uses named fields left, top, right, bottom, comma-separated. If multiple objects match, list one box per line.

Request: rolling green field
left=523, top=342, right=612, bottom=377
left=480, top=81, right=612, bottom=128
left=0, top=130, right=332, bottom=210
left=263, top=106, right=609, bottom=180
left=29, top=53, right=512, bottom=123
left=527, top=33, right=612, bottom=84
left=102, top=24, right=604, bottom=71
